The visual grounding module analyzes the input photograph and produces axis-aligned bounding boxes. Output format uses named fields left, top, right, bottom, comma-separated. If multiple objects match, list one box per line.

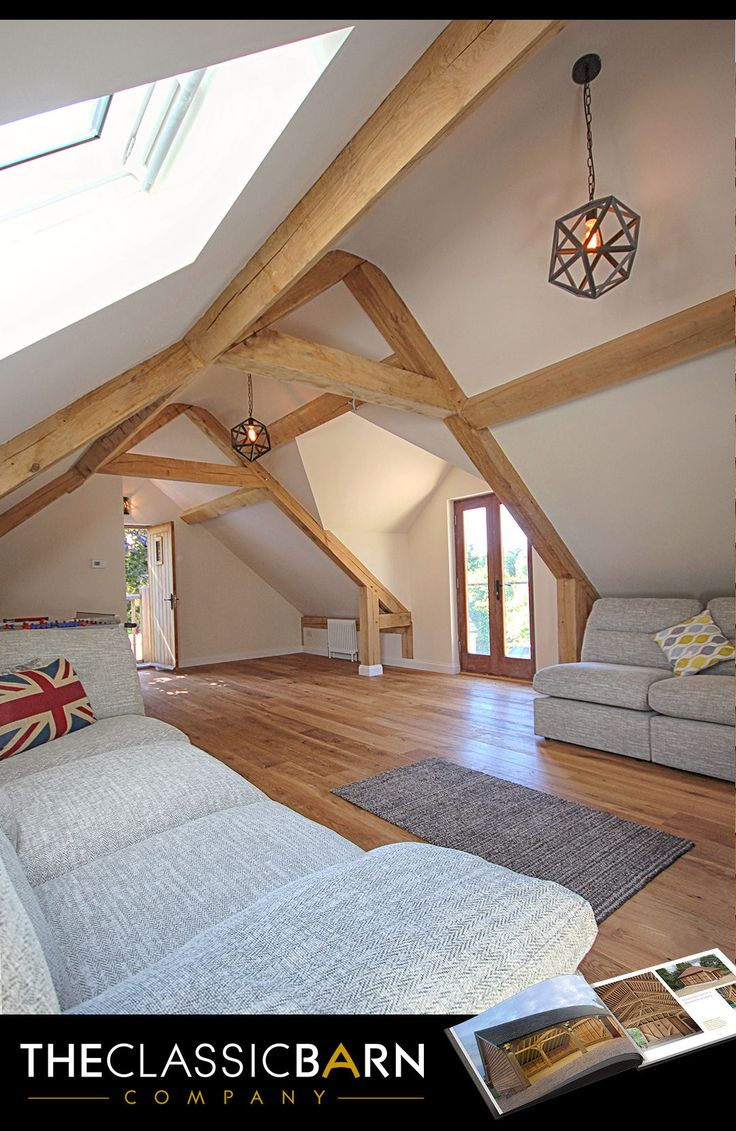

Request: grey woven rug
left=332, top=758, right=694, bottom=922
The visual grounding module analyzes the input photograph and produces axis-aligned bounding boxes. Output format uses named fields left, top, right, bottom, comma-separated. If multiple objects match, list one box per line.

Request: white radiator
left=327, top=618, right=359, bottom=661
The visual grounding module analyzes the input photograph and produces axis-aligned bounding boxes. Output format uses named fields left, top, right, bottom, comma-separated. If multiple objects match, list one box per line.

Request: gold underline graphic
left=28, top=1096, right=110, bottom=1101
left=337, top=1096, right=425, bottom=1100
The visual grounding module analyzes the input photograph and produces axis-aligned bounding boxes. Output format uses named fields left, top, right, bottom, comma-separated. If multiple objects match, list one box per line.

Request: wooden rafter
left=462, top=292, right=735, bottom=429
left=75, top=401, right=190, bottom=477
left=188, top=392, right=358, bottom=460
left=557, top=578, right=596, bottom=665
left=336, top=258, right=599, bottom=659
left=186, top=20, right=565, bottom=362
left=445, top=415, right=596, bottom=597
left=359, top=586, right=381, bottom=670
left=244, top=251, right=365, bottom=337
left=180, top=487, right=270, bottom=525
left=0, top=469, right=85, bottom=539
left=0, top=342, right=201, bottom=500
left=302, top=613, right=412, bottom=631
left=99, top=454, right=260, bottom=487
left=0, top=400, right=193, bottom=539
left=0, top=20, right=563, bottom=501
left=267, top=393, right=358, bottom=449
left=222, top=331, right=452, bottom=416
left=343, top=260, right=465, bottom=409
left=183, top=405, right=409, bottom=616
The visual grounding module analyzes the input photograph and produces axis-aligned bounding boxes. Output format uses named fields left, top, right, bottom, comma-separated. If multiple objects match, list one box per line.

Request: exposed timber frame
left=0, top=19, right=565, bottom=500
left=1, top=20, right=729, bottom=665
left=461, top=292, right=734, bottom=429
left=183, top=405, right=412, bottom=671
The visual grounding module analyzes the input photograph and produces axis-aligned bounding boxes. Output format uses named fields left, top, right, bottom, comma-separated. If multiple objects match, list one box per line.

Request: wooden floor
left=140, top=654, right=734, bottom=980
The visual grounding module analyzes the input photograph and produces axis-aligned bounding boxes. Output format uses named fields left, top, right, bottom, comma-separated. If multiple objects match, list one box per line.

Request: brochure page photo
left=448, top=949, right=736, bottom=1116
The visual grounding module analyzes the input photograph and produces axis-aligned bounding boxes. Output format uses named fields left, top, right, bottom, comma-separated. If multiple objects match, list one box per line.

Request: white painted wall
left=124, top=478, right=302, bottom=666
left=0, top=476, right=126, bottom=621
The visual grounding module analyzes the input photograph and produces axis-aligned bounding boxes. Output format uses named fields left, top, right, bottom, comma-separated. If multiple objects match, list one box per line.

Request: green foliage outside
left=656, top=954, right=729, bottom=991
left=124, top=527, right=148, bottom=595
left=698, top=954, right=729, bottom=972
left=465, top=544, right=529, bottom=657
left=656, top=962, right=691, bottom=991
left=626, top=1028, right=648, bottom=1049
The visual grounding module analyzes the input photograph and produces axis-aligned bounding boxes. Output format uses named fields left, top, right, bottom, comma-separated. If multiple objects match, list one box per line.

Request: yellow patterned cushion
left=653, top=612, right=735, bottom=677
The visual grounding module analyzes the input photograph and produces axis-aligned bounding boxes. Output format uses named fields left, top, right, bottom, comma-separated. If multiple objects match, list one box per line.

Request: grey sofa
left=0, top=626, right=597, bottom=1015
left=533, top=598, right=734, bottom=781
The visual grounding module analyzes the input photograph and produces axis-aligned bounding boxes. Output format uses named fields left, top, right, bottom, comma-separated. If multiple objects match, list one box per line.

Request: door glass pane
left=500, top=505, right=531, bottom=659
left=463, top=507, right=490, bottom=655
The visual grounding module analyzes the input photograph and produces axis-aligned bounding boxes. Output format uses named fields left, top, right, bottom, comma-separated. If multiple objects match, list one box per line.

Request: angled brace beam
left=184, top=405, right=409, bottom=617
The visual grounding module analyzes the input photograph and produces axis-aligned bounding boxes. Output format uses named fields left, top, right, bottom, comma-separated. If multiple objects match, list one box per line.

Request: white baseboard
left=384, top=657, right=461, bottom=675
left=358, top=663, right=383, bottom=677
left=179, top=644, right=303, bottom=668
left=302, top=645, right=459, bottom=675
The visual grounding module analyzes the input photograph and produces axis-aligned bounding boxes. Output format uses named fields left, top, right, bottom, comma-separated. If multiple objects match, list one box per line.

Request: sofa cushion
left=39, top=801, right=364, bottom=1009
left=708, top=598, right=735, bottom=640
left=648, top=675, right=733, bottom=727
left=534, top=697, right=652, bottom=761
left=0, top=713, right=186, bottom=786
left=0, top=657, right=96, bottom=760
left=70, top=843, right=597, bottom=1015
left=0, top=833, right=60, bottom=1014
left=581, top=598, right=702, bottom=669
left=1, top=741, right=265, bottom=885
left=0, top=625, right=143, bottom=720
left=651, top=716, right=734, bottom=782
left=653, top=613, right=735, bottom=677
left=534, top=662, right=670, bottom=711
left=706, top=598, right=735, bottom=676
left=0, top=829, right=67, bottom=1000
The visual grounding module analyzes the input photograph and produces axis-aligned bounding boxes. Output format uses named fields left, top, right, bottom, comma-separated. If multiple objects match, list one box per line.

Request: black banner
left=2, top=1014, right=732, bottom=1125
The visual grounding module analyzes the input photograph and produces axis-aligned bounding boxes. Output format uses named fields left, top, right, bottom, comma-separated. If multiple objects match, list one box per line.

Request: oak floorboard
left=139, top=654, right=733, bottom=980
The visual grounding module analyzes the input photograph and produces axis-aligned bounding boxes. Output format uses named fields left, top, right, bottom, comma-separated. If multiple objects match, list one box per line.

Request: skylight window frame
left=0, top=95, right=112, bottom=172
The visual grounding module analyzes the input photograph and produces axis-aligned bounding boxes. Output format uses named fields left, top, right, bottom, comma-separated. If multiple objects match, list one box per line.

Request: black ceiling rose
left=572, top=53, right=601, bottom=85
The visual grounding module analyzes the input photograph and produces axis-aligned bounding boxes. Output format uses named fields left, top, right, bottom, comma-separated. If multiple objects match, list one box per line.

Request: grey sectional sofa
left=0, top=626, right=597, bottom=1014
left=533, top=598, right=734, bottom=781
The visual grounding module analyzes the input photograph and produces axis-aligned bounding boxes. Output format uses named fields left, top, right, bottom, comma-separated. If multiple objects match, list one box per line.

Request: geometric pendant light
left=231, top=373, right=271, bottom=462
left=549, top=54, right=640, bottom=299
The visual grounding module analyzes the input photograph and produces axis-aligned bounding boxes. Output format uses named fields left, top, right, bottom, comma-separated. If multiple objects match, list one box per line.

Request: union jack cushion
left=0, top=657, right=96, bottom=759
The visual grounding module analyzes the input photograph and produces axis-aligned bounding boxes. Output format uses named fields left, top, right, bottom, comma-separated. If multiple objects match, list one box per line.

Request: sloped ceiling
left=126, top=400, right=455, bottom=613
left=2, top=19, right=732, bottom=607
left=0, top=19, right=446, bottom=439
left=297, top=414, right=449, bottom=533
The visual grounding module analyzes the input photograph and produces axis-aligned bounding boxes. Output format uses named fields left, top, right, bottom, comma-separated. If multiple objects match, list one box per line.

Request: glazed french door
left=146, top=522, right=179, bottom=669
left=454, top=494, right=534, bottom=679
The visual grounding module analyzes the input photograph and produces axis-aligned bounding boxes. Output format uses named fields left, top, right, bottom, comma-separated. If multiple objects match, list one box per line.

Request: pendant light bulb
left=584, top=215, right=602, bottom=251
left=246, top=424, right=258, bottom=444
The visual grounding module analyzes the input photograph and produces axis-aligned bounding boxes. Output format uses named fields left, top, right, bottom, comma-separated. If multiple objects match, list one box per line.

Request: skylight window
left=0, top=96, right=110, bottom=170
left=0, top=25, right=353, bottom=361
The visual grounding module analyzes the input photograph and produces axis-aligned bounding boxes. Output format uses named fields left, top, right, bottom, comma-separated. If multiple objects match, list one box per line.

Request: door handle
left=494, top=579, right=501, bottom=601
left=168, top=593, right=178, bottom=610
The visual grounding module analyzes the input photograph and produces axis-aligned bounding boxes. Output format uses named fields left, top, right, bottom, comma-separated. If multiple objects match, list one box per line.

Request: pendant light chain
left=247, top=373, right=254, bottom=419
left=584, top=79, right=596, bottom=202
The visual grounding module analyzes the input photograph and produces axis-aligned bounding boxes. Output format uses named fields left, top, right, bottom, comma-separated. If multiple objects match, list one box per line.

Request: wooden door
left=146, top=521, right=179, bottom=669
left=454, top=494, right=534, bottom=679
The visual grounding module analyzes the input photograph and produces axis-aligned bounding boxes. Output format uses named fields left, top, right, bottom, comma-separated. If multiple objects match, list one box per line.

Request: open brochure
left=447, top=948, right=736, bottom=1116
